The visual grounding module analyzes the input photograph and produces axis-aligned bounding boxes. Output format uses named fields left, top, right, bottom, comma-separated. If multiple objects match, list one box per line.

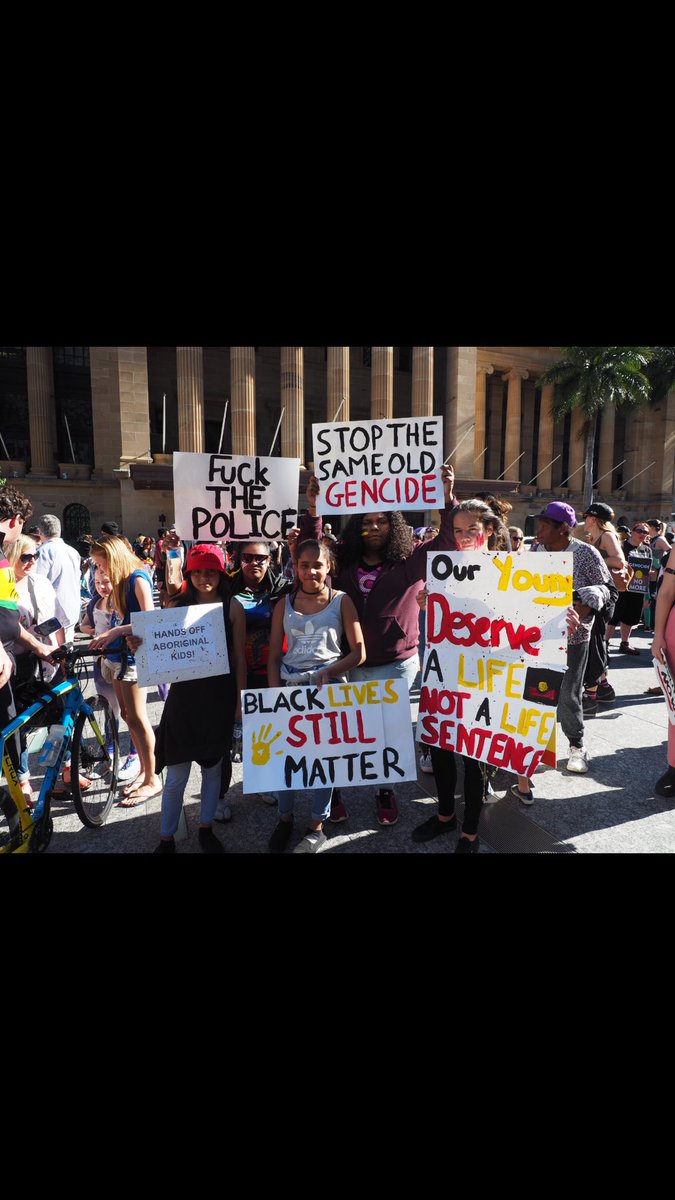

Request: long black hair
left=335, top=512, right=413, bottom=572
left=169, top=571, right=233, bottom=607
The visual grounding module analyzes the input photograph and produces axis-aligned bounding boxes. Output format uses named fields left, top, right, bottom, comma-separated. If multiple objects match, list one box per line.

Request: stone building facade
left=1, top=346, right=673, bottom=545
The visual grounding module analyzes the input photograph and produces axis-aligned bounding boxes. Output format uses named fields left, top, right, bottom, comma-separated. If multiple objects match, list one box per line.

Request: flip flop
left=644, top=686, right=662, bottom=696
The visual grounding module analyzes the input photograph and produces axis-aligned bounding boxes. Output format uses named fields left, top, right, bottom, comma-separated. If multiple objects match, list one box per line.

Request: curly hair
left=0, top=484, right=33, bottom=525
left=335, top=511, right=412, bottom=571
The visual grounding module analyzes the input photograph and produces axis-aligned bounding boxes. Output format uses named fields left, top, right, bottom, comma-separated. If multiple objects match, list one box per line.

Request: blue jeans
left=160, top=759, right=222, bottom=838
left=350, top=654, right=420, bottom=690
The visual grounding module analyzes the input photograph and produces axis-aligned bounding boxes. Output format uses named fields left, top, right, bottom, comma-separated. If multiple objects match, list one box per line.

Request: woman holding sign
left=150, top=544, right=246, bottom=853
left=265, top=538, right=365, bottom=853
left=413, top=499, right=507, bottom=852
left=308, top=463, right=459, bottom=827
left=650, top=548, right=675, bottom=796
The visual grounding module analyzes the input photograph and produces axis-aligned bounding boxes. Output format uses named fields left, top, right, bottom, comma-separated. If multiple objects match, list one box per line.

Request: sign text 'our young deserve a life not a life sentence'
left=417, top=550, right=572, bottom=777
left=241, top=678, right=417, bottom=792
left=173, top=452, right=300, bottom=541
left=312, top=416, right=444, bottom=514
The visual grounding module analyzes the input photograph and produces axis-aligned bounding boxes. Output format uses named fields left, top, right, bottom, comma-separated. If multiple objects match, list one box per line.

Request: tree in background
left=538, top=347, right=652, bottom=510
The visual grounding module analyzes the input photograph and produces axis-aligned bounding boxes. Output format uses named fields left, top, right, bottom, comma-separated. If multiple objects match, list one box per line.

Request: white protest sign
left=417, top=550, right=572, bottom=777
left=131, top=602, right=229, bottom=686
left=173, top=451, right=300, bottom=542
left=654, top=648, right=675, bottom=725
left=241, top=678, right=417, bottom=792
left=312, top=416, right=444, bottom=514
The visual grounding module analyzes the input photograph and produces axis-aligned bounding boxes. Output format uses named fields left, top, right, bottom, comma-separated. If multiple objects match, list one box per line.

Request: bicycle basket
left=13, top=676, right=64, bottom=729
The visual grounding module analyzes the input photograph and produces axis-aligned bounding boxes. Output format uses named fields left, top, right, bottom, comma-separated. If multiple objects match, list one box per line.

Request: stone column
left=655, top=388, right=675, bottom=509
left=327, top=347, right=350, bottom=421
left=371, top=347, right=393, bottom=420
left=474, top=365, right=494, bottom=477
left=26, top=346, right=58, bottom=475
left=537, top=383, right=555, bottom=491
left=411, top=347, right=434, bottom=416
left=502, top=368, right=529, bottom=481
left=281, top=346, right=304, bottom=462
left=230, top=347, right=256, bottom=455
left=623, top=405, right=655, bottom=504
left=176, top=346, right=204, bottom=452
left=90, top=346, right=151, bottom=479
left=567, top=405, right=586, bottom=494
left=446, top=347, right=477, bottom=479
left=595, top=403, right=616, bottom=496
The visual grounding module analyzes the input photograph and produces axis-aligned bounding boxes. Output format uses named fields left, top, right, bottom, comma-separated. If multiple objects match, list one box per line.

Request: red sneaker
left=376, top=790, right=399, bottom=826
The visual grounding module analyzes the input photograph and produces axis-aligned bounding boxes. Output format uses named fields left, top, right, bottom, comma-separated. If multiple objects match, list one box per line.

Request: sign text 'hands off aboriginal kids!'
left=418, top=548, right=572, bottom=777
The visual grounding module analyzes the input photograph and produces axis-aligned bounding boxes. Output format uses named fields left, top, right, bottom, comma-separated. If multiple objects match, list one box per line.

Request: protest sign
left=130, top=602, right=229, bottom=686
left=173, top=451, right=300, bottom=541
left=417, top=550, right=572, bottom=778
left=241, top=678, right=417, bottom=792
left=654, top=648, right=675, bottom=725
left=312, top=416, right=444, bottom=514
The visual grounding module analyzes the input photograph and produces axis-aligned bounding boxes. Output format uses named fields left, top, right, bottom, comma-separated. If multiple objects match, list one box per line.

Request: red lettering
left=420, top=687, right=472, bottom=718
left=424, top=593, right=541, bottom=656
left=305, top=713, right=324, bottom=743
left=355, top=710, right=376, bottom=743
left=361, top=478, right=378, bottom=505
left=327, top=711, right=341, bottom=744
left=345, top=480, right=356, bottom=506
left=421, top=474, right=437, bottom=503
left=420, top=714, right=440, bottom=743
left=404, top=477, right=420, bottom=503
left=287, top=715, right=307, bottom=748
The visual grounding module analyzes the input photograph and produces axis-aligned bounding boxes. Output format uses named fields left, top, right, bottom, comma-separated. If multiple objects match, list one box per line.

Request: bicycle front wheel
left=71, top=695, right=119, bottom=828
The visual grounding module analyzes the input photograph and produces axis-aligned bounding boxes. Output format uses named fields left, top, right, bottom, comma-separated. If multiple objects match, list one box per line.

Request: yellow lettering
left=537, top=712, right=556, bottom=745
left=492, top=555, right=513, bottom=591
left=382, top=680, right=399, bottom=704
left=486, top=660, right=507, bottom=691
left=500, top=703, right=517, bottom=733
left=518, top=709, right=541, bottom=737
left=458, top=653, right=484, bottom=689
left=505, top=662, right=525, bottom=698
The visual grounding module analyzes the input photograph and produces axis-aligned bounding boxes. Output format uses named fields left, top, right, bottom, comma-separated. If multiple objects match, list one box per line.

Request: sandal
left=62, top=765, right=92, bottom=791
left=644, top=686, right=662, bottom=696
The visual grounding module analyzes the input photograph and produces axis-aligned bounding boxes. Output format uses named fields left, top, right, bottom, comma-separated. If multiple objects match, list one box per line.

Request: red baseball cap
left=186, top=544, right=227, bottom=574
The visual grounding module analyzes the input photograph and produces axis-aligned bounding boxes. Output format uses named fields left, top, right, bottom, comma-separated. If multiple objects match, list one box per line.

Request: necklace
left=301, top=584, right=327, bottom=595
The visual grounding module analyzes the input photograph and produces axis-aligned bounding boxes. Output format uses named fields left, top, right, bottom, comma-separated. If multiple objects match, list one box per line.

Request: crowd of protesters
left=2, top=474, right=675, bottom=853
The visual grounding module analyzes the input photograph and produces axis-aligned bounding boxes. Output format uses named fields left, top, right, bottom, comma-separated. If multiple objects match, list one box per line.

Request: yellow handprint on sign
left=252, top=724, right=283, bottom=766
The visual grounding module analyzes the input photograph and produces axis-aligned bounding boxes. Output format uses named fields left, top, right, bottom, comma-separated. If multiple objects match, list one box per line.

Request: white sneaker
left=567, top=746, right=589, bottom=774
left=419, top=750, right=434, bottom=774
left=214, top=799, right=232, bottom=823
left=117, top=755, right=141, bottom=783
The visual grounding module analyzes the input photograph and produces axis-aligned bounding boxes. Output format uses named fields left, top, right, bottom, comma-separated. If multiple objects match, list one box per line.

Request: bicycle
left=0, top=643, right=119, bottom=854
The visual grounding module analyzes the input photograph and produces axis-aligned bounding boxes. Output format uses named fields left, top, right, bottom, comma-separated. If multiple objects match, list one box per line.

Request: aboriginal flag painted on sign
left=523, top=667, right=565, bottom=708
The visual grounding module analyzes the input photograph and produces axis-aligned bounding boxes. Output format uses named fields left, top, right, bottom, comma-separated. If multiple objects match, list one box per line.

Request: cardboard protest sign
left=417, top=550, right=572, bottom=778
left=653, top=648, right=675, bottom=725
left=131, top=602, right=229, bottom=686
left=241, top=678, right=417, bottom=792
left=173, top=452, right=300, bottom=542
left=312, top=417, right=444, bottom=514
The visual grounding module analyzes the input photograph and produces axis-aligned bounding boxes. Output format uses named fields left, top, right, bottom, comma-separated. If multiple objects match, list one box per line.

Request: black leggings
left=429, top=745, right=484, bottom=836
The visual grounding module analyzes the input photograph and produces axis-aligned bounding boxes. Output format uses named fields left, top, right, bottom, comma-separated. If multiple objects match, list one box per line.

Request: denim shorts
left=100, top=656, right=138, bottom=685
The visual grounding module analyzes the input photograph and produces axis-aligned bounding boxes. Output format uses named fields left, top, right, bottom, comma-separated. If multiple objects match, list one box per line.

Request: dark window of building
left=52, top=346, right=93, bottom=465
left=0, top=348, right=29, bottom=460
left=363, top=347, right=372, bottom=367
left=399, top=346, right=412, bottom=372
left=63, top=502, right=91, bottom=553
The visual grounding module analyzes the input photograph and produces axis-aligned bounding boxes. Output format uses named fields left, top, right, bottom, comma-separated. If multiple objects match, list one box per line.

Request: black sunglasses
left=241, top=553, right=269, bottom=565
left=511, top=536, right=523, bottom=542
left=20, top=552, right=40, bottom=563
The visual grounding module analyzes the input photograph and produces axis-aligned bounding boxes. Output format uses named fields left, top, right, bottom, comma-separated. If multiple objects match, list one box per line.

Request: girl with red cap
left=149, top=543, right=246, bottom=853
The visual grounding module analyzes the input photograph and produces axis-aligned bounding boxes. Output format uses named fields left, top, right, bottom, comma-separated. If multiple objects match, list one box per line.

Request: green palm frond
left=646, top=346, right=675, bottom=404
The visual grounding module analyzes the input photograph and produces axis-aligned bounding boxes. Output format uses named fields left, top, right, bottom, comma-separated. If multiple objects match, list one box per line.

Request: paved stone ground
left=38, top=624, right=675, bottom=854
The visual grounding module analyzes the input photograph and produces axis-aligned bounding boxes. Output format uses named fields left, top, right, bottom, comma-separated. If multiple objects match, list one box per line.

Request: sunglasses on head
left=20, top=552, right=40, bottom=563
left=241, top=553, right=269, bottom=565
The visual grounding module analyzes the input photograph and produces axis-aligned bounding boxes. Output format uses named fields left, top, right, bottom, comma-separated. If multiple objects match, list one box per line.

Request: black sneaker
left=411, top=814, right=457, bottom=842
left=198, top=827, right=226, bottom=854
left=582, top=692, right=598, bottom=716
left=268, top=818, right=294, bottom=853
left=597, top=680, right=616, bottom=703
left=292, top=828, right=327, bottom=853
left=153, top=838, right=176, bottom=854
left=454, top=835, right=480, bottom=854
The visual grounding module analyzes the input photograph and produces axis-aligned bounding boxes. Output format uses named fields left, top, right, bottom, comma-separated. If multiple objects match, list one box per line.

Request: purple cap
left=536, top=501, right=577, bottom=527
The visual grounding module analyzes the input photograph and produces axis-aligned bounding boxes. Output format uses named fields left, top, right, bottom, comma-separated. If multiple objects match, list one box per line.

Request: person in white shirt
left=34, top=514, right=82, bottom=643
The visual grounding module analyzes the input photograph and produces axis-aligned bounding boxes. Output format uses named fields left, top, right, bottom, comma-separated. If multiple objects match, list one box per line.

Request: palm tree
left=538, top=347, right=652, bottom=510
left=646, top=346, right=675, bottom=404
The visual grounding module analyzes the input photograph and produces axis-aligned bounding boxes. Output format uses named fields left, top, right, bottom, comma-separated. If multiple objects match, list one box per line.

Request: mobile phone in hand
left=34, top=616, right=62, bottom=637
